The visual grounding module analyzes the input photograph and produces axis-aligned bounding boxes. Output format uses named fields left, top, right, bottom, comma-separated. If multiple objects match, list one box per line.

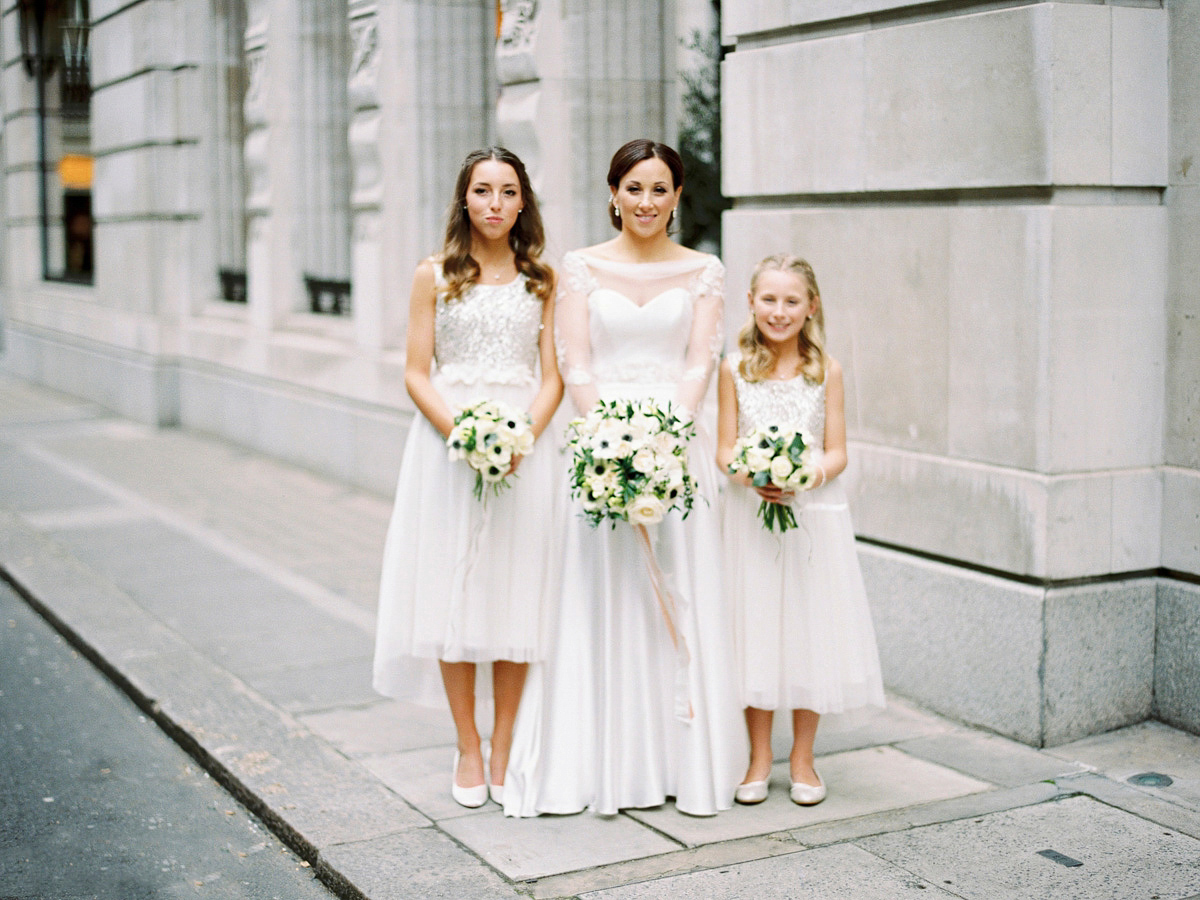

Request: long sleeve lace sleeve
left=674, top=256, right=725, bottom=416
left=555, top=252, right=601, bottom=415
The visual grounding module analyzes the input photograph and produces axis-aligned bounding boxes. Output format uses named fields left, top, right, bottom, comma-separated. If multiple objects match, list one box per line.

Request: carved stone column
left=242, top=0, right=273, bottom=329
left=348, top=0, right=382, bottom=348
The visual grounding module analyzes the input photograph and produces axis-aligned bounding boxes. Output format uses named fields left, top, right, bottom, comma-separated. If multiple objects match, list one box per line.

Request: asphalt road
left=0, top=579, right=339, bottom=900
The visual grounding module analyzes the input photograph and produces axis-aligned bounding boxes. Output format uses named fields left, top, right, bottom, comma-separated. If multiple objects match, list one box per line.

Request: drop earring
left=613, top=200, right=620, bottom=219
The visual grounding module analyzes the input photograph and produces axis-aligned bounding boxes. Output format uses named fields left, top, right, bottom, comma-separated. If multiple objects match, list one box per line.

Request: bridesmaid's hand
left=507, top=454, right=524, bottom=476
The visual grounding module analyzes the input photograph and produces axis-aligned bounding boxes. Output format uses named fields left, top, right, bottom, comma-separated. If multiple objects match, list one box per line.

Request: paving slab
left=319, top=827, right=528, bottom=900
left=302, top=698, right=456, bottom=757
left=627, top=746, right=991, bottom=847
left=1053, top=772, right=1200, bottom=842
left=256, top=655, right=379, bottom=714
left=359, top=745, right=495, bottom=823
left=859, top=794, right=1200, bottom=900
left=0, top=446, right=113, bottom=510
left=442, top=809, right=682, bottom=881
left=808, top=696, right=954, bottom=756
left=576, top=842, right=958, bottom=899
left=897, top=728, right=1089, bottom=787
left=791, top=780, right=1062, bottom=847
left=1048, top=720, right=1200, bottom=811
left=526, top=834, right=806, bottom=899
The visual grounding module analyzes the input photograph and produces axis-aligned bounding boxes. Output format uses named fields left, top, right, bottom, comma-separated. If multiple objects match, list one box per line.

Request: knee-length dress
left=373, top=270, right=560, bottom=706
left=723, top=355, right=885, bottom=713
left=503, top=251, right=744, bottom=817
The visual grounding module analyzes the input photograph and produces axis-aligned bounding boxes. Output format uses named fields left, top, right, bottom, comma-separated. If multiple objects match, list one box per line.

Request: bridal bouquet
left=566, top=399, right=697, bottom=527
left=446, top=399, right=535, bottom=500
left=727, top=425, right=816, bottom=532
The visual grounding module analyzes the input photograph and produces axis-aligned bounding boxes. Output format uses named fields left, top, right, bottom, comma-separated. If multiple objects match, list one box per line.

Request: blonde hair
left=737, top=254, right=827, bottom=384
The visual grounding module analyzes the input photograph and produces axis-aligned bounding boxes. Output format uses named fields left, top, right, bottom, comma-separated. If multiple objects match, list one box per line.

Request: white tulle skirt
left=372, top=374, right=563, bottom=707
left=722, top=476, right=885, bottom=714
left=504, top=391, right=744, bottom=817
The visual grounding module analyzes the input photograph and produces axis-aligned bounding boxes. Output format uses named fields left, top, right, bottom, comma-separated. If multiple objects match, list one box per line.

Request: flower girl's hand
left=754, top=484, right=794, bottom=505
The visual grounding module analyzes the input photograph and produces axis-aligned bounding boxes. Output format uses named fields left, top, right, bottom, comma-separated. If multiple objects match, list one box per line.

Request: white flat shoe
left=489, top=783, right=504, bottom=805
left=790, top=771, right=826, bottom=806
left=450, top=751, right=488, bottom=809
left=735, top=779, right=769, bottom=805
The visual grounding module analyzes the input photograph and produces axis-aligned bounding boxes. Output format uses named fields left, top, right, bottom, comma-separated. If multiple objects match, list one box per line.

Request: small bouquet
left=446, top=399, right=535, bottom=500
left=727, top=425, right=816, bottom=532
left=566, top=399, right=697, bottom=527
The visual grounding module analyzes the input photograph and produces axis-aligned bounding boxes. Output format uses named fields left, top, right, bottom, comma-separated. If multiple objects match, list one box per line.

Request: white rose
left=628, top=494, right=666, bottom=525
left=515, top=430, right=535, bottom=455
left=745, top=448, right=773, bottom=473
left=467, top=449, right=490, bottom=471
left=770, top=455, right=794, bottom=486
left=631, top=446, right=657, bottom=475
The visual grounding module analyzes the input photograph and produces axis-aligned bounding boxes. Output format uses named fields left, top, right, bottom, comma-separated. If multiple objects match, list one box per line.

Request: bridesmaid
left=504, top=139, right=743, bottom=817
left=373, top=148, right=562, bottom=808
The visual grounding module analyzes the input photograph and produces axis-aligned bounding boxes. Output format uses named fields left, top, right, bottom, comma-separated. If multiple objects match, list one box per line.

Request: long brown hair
left=605, top=139, right=684, bottom=232
left=737, top=254, right=827, bottom=384
left=441, top=147, right=554, bottom=303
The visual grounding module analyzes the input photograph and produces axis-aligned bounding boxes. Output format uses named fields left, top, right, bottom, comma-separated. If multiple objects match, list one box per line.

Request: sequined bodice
left=434, top=273, right=543, bottom=385
left=733, top=359, right=826, bottom=446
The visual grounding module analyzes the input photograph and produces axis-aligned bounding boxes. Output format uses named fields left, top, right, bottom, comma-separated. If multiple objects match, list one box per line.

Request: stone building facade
left=1, top=0, right=1196, bottom=745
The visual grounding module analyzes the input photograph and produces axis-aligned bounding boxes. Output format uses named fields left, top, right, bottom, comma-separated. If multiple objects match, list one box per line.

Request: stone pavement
left=1, top=372, right=1199, bottom=900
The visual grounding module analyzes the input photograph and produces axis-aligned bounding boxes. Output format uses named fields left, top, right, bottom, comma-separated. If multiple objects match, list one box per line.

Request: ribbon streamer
left=633, top=522, right=693, bottom=722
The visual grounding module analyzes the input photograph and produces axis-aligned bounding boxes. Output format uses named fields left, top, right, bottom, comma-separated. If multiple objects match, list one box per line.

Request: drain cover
left=1127, top=772, right=1174, bottom=787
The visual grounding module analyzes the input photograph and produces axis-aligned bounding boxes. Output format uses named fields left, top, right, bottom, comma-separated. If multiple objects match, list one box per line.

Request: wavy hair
left=737, top=254, right=827, bottom=384
left=605, top=139, right=684, bottom=232
left=441, top=147, right=554, bottom=304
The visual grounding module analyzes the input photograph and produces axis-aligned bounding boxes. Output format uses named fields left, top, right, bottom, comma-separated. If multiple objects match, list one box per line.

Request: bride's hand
left=754, top=484, right=794, bottom=505
left=507, top=454, right=524, bottom=476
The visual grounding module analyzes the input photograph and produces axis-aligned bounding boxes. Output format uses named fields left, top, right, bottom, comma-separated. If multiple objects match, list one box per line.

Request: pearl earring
left=613, top=200, right=620, bottom=219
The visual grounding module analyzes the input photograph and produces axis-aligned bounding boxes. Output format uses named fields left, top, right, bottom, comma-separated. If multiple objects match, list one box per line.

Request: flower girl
left=716, top=254, right=885, bottom=806
left=373, top=148, right=561, bottom=808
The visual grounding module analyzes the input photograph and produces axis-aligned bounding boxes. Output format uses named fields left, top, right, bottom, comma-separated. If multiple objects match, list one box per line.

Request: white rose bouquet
left=566, top=399, right=697, bottom=528
left=727, top=425, right=816, bottom=532
left=446, top=399, right=535, bottom=501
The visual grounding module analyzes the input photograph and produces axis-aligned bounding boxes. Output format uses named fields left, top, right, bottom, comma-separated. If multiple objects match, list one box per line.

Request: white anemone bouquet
left=446, top=399, right=535, bottom=500
left=727, top=425, right=816, bottom=532
left=566, top=399, right=697, bottom=528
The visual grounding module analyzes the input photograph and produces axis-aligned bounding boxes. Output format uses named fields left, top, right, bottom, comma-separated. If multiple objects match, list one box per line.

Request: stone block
left=859, top=545, right=1046, bottom=745
left=722, top=32, right=866, bottom=197
left=91, top=68, right=200, bottom=153
left=1162, top=467, right=1200, bottom=575
left=725, top=6, right=1167, bottom=195
left=724, top=2, right=933, bottom=39
left=1111, top=7, right=1169, bottom=186
left=1154, top=580, right=1200, bottom=734
left=90, top=0, right=187, bottom=86
left=1171, top=3, right=1200, bottom=189
left=1043, top=205, right=1167, bottom=472
left=1166, top=187, right=1200, bottom=469
left=946, top=207, right=1042, bottom=469
left=93, top=144, right=202, bottom=218
left=1042, top=581, right=1156, bottom=747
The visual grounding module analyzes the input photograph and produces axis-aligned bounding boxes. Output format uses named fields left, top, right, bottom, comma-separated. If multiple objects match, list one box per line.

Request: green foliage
left=677, top=6, right=730, bottom=253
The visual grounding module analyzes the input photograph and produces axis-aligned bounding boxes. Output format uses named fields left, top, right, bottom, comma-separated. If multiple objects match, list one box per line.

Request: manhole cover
left=1127, top=772, right=1173, bottom=787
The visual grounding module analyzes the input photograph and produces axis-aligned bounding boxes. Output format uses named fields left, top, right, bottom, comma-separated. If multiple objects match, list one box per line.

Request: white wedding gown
left=503, top=250, right=744, bottom=817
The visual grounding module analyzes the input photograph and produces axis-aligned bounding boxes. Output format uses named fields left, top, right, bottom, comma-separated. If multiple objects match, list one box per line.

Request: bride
left=504, top=139, right=743, bottom=817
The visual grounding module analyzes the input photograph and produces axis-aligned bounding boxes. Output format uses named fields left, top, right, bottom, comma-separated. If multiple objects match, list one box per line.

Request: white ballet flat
left=735, top=779, right=769, bottom=805
left=489, top=783, right=504, bottom=805
left=789, top=771, right=826, bottom=806
left=450, top=751, right=488, bottom=809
